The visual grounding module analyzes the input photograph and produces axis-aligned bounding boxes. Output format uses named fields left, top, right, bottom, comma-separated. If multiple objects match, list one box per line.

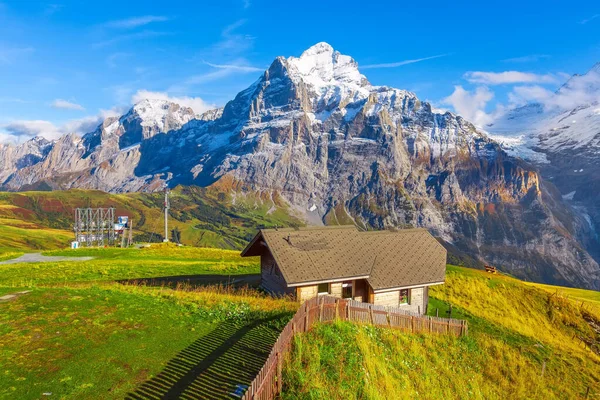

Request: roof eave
left=371, top=280, right=445, bottom=293
left=240, top=231, right=264, bottom=257
left=287, top=275, right=371, bottom=288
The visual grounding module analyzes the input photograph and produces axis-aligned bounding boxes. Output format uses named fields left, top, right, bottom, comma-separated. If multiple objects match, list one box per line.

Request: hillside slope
left=0, top=245, right=296, bottom=399
left=0, top=186, right=301, bottom=250
left=283, top=266, right=600, bottom=399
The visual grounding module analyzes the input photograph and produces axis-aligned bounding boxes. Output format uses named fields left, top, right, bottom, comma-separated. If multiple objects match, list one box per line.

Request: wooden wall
left=373, top=287, right=427, bottom=314
left=373, top=290, right=400, bottom=306
left=260, top=250, right=293, bottom=296
left=295, top=280, right=369, bottom=303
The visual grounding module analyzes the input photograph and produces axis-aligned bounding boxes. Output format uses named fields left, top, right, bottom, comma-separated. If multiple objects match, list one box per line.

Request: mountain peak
left=288, top=43, right=367, bottom=86
left=132, top=98, right=183, bottom=114
left=300, top=42, right=335, bottom=57
left=128, top=98, right=196, bottom=130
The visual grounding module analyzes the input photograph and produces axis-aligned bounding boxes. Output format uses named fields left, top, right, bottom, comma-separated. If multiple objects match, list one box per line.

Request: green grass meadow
left=3, top=187, right=600, bottom=400
left=0, top=245, right=296, bottom=399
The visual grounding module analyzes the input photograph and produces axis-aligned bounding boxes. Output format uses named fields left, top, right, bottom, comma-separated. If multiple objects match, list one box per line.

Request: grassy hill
left=2, top=243, right=600, bottom=399
left=282, top=266, right=600, bottom=399
left=0, top=244, right=296, bottom=399
left=0, top=185, right=302, bottom=251
left=2, top=188, right=600, bottom=399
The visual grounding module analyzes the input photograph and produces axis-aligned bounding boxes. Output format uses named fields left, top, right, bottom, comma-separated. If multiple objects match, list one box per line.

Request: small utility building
left=241, top=226, right=447, bottom=314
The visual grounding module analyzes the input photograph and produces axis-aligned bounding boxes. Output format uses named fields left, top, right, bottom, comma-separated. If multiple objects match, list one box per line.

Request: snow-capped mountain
left=487, top=63, right=600, bottom=264
left=1, top=43, right=599, bottom=289
left=0, top=136, right=52, bottom=184
left=489, top=63, right=600, bottom=156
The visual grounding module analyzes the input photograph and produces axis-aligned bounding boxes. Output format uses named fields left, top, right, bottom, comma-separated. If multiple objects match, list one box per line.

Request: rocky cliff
left=1, top=43, right=598, bottom=288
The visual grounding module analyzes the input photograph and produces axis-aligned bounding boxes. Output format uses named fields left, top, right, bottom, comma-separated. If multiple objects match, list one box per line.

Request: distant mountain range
left=487, top=62, right=600, bottom=278
left=1, top=42, right=598, bottom=289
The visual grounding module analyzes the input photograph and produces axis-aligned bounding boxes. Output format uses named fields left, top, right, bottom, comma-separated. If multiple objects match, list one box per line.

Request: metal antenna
left=163, top=186, right=170, bottom=243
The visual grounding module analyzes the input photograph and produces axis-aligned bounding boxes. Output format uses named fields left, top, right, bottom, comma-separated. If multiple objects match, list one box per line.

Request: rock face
left=1, top=43, right=599, bottom=288
left=488, top=63, right=600, bottom=277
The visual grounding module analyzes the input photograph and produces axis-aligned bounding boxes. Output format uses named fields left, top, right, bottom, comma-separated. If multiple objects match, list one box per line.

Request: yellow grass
left=283, top=266, right=600, bottom=399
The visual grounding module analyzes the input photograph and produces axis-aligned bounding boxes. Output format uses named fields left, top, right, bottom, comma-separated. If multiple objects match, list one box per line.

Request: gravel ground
left=0, top=253, right=93, bottom=265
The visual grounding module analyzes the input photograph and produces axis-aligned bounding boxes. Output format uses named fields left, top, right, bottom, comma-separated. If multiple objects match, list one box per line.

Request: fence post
left=276, top=351, right=282, bottom=393
left=304, top=301, right=309, bottom=332
left=335, top=298, right=339, bottom=320
left=411, top=316, right=414, bottom=333
left=429, top=316, right=432, bottom=333
left=387, top=310, right=391, bottom=328
left=369, top=305, right=374, bottom=325
left=346, top=302, right=350, bottom=321
left=319, top=297, right=324, bottom=322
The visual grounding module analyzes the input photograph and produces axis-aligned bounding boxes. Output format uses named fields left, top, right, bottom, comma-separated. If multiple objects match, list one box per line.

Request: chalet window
left=317, top=282, right=330, bottom=295
left=399, top=289, right=410, bottom=305
left=342, top=281, right=353, bottom=299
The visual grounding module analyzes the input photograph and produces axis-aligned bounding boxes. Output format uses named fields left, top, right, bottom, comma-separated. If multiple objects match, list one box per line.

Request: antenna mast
left=163, top=187, right=170, bottom=242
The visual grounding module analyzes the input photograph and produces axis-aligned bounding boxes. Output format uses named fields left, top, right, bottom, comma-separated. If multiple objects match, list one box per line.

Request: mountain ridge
left=1, top=42, right=598, bottom=289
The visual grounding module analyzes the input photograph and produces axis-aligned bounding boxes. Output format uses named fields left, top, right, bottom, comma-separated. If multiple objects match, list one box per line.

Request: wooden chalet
left=241, top=226, right=447, bottom=315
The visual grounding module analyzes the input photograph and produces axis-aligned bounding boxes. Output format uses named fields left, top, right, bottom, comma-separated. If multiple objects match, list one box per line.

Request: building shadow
left=117, top=274, right=261, bottom=289
left=126, top=314, right=284, bottom=400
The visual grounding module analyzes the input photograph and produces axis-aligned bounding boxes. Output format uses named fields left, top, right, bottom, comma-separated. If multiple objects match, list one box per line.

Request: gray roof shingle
left=241, top=225, right=446, bottom=290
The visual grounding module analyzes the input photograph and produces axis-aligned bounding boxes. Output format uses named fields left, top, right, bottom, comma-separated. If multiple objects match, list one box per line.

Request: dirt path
left=0, top=253, right=94, bottom=265
left=0, top=290, right=31, bottom=302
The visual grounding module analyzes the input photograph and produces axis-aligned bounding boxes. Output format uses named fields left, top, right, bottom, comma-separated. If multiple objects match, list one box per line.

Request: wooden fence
left=241, top=296, right=468, bottom=399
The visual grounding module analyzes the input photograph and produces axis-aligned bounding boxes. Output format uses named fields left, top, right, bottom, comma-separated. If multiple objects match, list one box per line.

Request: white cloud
left=579, top=14, right=599, bottom=24
left=203, top=61, right=263, bottom=72
left=443, top=64, right=600, bottom=127
left=51, top=99, right=85, bottom=111
left=0, top=97, right=29, bottom=104
left=104, top=15, right=169, bottom=29
left=362, top=54, right=450, bottom=69
left=3, top=120, right=62, bottom=140
left=106, top=52, right=129, bottom=68
left=131, top=90, right=214, bottom=114
left=505, top=67, right=600, bottom=111
left=464, top=71, right=558, bottom=85
left=93, top=30, right=172, bottom=48
left=501, top=54, right=550, bottom=63
left=0, top=106, right=126, bottom=143
left=0, top=132, right=17, bottom=144
left=442, top=86, right=505, bottom=127
left=198, top=19, right=255, bottom=59
left=0, top=45, right=34, bottom=64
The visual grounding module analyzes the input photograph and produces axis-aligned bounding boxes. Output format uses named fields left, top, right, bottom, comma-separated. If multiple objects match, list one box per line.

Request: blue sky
left=1, top=0, right=599, bottom=142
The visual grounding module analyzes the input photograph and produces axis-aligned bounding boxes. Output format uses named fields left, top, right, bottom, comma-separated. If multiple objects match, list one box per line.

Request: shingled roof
left=241, top=226, right=446, bottom=291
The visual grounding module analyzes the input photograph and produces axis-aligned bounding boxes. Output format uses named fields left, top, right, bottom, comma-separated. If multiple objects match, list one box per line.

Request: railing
left=241, top=296, right=467, bottom=399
